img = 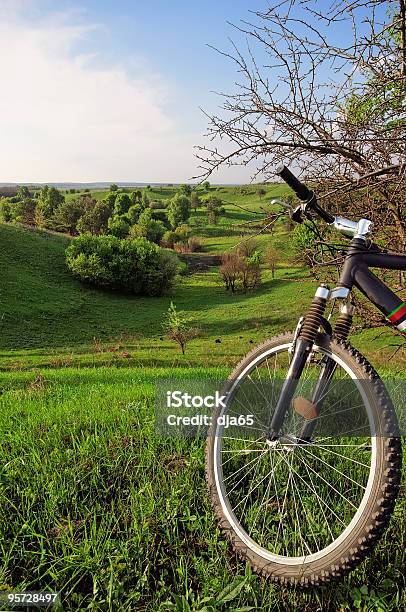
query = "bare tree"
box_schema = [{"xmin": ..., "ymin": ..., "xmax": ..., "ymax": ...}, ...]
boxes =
[{"xmin": 196, "ymin": 0, "xmax": 406, "ymax": 253}]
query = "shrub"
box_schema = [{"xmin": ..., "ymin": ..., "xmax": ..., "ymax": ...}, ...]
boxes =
[
  {"xmin": 77, "ymin": 201, "xmax": 111, "ymax": 235},
  {"xmin": 178, "ymin": 184, "xmax": 192, "ymax": 197},
  {"xmin": 0, "ymin": 199, "xmax": 12, "ymax": 222},
  {"xmin": 35, "ymin": 186, "xmax": 65, "ymax": 227},
  {"xmin": 126, "ymin": 204, "xmax": 141, "ymax": 224},
  {"xmin": 107, "ymin": 215, "xmax": 131, "ymax": 238},
  {"xmin": 10, "ymin": 198, "xmax": 37, "ymax": 225},
  {"xmin": 160, "ymin": 224, "xmax": 192, "ymax": 249},
  {"xmin": 163, "ymin": 302, "xmax": 200, "ymax": 354},
  {"xmin": 265, "ymin": 245, "xmax": 279, "ymax": 278},
  {"xmin": 150, "ymin": 209, "xmax": 169, "ymax": 228},
  {"xmin": 237, "ymin": 238, "xmax": 259, "ymax": 259},
  {"xmin": 17, "ymin": 185, "xmax": 31, "ymax": 199},
  {"xmin": 191, "ymin": 191, "xmax": 200, "ymax": 211},
  {"xmin": 142, "ymin": 191, "xmax": 150, "ymax": 209},
  {"xmin": 131, "ymin": 190, "xmax": 142, "ymax": 204},
  {"xmin": 167, "ymin": 194, "xmax": 191, "ymax": 229},
  {"xmin": 103, "ymin": 192, "xmax": 118, "ymax": 210},
  {"xmin": 220, "ymin": 249, "xmax": 262, "ymax": 292},
  {"xmin": 53, "ymin": 198, "xmax": 88, "ymax": 234},
  {"xmin": 161, "ymin": 230, "xmax": 179, "ymax": 248},
  {"xmin": 174, "ymin": 236, "xmax": 202, "ymax": 254},
  {"xmin": 187, "ymin": 236, "xmax": 202, "ymax": 252},
  {"xmin": 129, "ymin": 209, "xmax": 166, "ymax": 243},
  {"xmin": 114, "ymin": 193, "xmax": 132, "ymax": 215},
  {"xmin": 220, "ymin": 253, "xmax": 243, "ymax": 293},
  {"xmin": 204, "ymin": 196, "xmax": 225, "ymax": 224},
  {"xmin": 66, "ymin": 234, "xmax": 179, "ymax": 296},
  {"xmin": 240, "ymin": 251, "xmax": 262, "ymax": 291}
]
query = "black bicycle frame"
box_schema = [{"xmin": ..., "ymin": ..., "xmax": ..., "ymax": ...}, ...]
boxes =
[
  {"xmin": 338, "ymin": 238, "xmax": 406, "ymax": 321},
  {"xmin": 268, "ymin": 237, "xmax": 406, "ymax": 441}
]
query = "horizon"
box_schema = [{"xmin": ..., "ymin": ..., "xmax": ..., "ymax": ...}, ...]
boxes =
[{"xmin": 0, "ymin": 180, "xmax": 269, "ymax": 188}]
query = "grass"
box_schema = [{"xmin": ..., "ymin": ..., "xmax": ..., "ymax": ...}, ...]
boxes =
[
  {"xmin": 0, "ymin": 183, "xmax": 405, "ymax": 610},
  {"xmin": 0, "ymin": 368, "xmax": 404, "ymax": 611}
]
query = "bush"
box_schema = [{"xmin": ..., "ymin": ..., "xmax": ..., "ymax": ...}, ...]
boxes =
[
  {"xmin": 163, "ymin": 302, "xmax": 200, "ymax": 354},
  {"xmin": 131, "ymin": 190, "xmax": 142, "ymax": 205},
  {"xmin": 0, "ymin": 199, "xmax": 12, "ymax": 222},
  {"xmin": 150, "ymin": 209, "xmax": 169, "ymax": 228},
  {"xmin": 220, "ymin": 253, "xmax": 243, "ymax": 293},
  {"xmin": 240, "ymin": 251, "xmax": 262, "ymax": 291},
  {"xmin": 161, "ymin": 230, "xmax": 179, "ymax": 248},
  {"xmin": 204, "ymin": 196, "xmax": 225, "ymax": 224},
  {"xmin": 191, "ymin": 191, "xmax": 200, "ymax": 210},
  {"xmin": 187, "ymin": 236, "xmax": 202, "ymax": 252},
  {"xmin": 107, "ymin": 215, "xmax": 131, "ymax": 238},
  {"xmin": 127, "ymin": 204, "xmax": 142, "ymax": 224},
  {"xmin": 129, "ymin": 209, "xmax": 166, "ymax": 243},
  {"xmin": 77, "ymin": 201, "xmax": 111, "ymax": 235},
  {"xmin": 167, "ymin": 194, "xmax": 191, "ymax": 229},
  {"xmin": 8, "ymin": 198, "xmax": 37, "ymax": 225},
  {"xmin": 53, "ymin": 198, "xmax": 88, "ymax": 234},
  {"xmin": 178, "ymin": 184, "xmax": 192, "ymax": 197},
  {"xmin": 35, "ymin": 186, "xmax": 65, "ymax": 227},
  {"xmin": 66, "ymin": 234, "xmax": 179, "ymax": 295},
  {"xmin": 220, "ymin": 249, "xmax": 262, "ymax": 293},
  {"xmin": 160, "ymin": 224, "xmax": 193, "ymax": 249},
  {"xmin": 174, "ymin": 236, "xmax": 202, "ymax": 254},
  {"xmin": 237, "ymin": 238, "xmax": 259, "ymax": 259},
  {"xmin": 265, "ymin": 245, "xmax": 279, "ymax": 278},
  {"xmin": 114, "ymin": 193, "xmax": 132, "ymax": 215},
  {"xmin": 103, "ymin": 192, "xmax": 118, "ymax": 211}
]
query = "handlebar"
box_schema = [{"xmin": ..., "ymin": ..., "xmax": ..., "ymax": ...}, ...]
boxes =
[
  {"xmin": 274, "ymin": 163, "xmax": 312, "ymax": 201},
  {"xmin": 274, "ymin": 163, "xmax": 335, "ymax": 224}
]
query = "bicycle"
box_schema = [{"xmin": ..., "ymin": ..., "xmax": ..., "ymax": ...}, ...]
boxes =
[{"xmin": 205, "ymin": 164, "xmax": 405, "ymax": 585}]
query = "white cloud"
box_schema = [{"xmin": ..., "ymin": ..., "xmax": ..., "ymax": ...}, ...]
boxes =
[{"xmin": 0, "ymin": 5, "xmax": 200, "ymax": 182}]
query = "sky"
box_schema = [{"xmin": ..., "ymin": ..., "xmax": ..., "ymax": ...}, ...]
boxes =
[{"xmin": 0, "ymin": 0, "xmax": 387, "ymax": 184}]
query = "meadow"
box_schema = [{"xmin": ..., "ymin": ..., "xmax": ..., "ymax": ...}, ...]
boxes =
[{"xmin": 0, "ymin": 183, "xmax": 404, "ymax": 611}]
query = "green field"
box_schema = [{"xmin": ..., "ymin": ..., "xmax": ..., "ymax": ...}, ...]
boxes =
[{"xmin": 0, "ymin": 184, "xmax": 405, "ymax": 610}]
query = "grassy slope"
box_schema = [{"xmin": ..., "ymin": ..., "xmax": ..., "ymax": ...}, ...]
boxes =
[{"xmin": 0, "ymin": 186, "xmax": 405, "ymax": 610}]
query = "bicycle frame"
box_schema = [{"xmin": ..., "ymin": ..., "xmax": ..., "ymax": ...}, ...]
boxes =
[
  {"xmin": 338, "ymin": 240, "xmax": 406, "ymax": 331},
  {"xmin": 268, "ymin": 237, "xmax": 406, "ymax": 442}
]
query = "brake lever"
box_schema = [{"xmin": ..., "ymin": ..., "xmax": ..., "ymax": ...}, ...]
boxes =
[{"xmin": 291, "ymin": 204, "xmax": 304, "ymax": 223}]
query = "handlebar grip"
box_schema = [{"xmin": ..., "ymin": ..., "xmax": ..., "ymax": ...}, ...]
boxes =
[
  {"xmin": 274, "ymin": 163, "xmax": 311, "ymax": 201},
  {"xmin": 275, "ymin": 163, "xmax": 335, "ymax": 223},
  {"xmin": 312, "ymin": 201, "xmax": 335, "ymax": 224}
]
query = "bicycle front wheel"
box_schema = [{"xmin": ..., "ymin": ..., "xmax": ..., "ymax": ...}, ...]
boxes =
[{"xmin": 205, "ymin": 332, "xmax": 402, "ymax": 585}]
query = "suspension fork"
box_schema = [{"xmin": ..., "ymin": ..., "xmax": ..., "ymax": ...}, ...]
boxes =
[
  {"xmin": 268, "ymin": 285, "xmax": 330, "ymax": 439},
  {"xmin": 297, "ymin": 301, "xmax": 356, "ymax": 441},
  {"xmin": 268, "ymin": 288, "xmax": 355, "ymax": 441}
]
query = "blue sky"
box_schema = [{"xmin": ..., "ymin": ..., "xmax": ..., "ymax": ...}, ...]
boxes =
[{"xmin": 0, "ymin": 1, "xmax": 389, "ymax": 183}]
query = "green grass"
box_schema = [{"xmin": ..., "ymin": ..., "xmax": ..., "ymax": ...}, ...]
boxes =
[
  {"xmin": 0, "ymin": 367, "xmax": 404, "ymax": 610},
  {"xmin": 0, "ymin": 183, "xmax": 405, "ymax": 611}
]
